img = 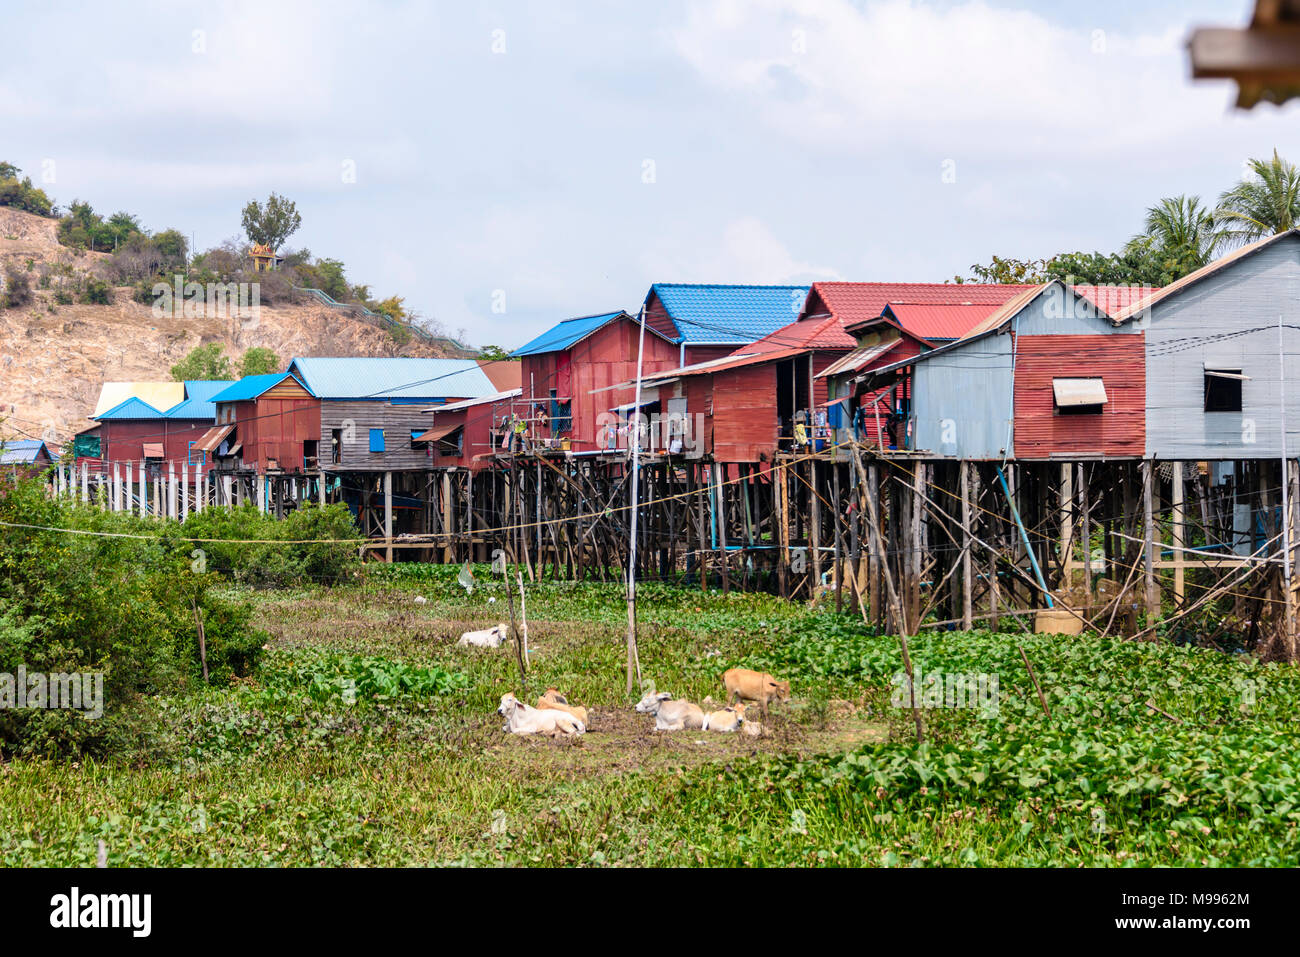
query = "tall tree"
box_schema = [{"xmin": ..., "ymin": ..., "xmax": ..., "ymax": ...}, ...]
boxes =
[
  {"xmin": 1215, "ymin": 149, "xmax": 1300, "ymax": 247},
  {"xmin": 170, "ymin": 343, "xmax": 233, "ymax": 382},
  {"xmin": 1125, "ymin": 195, "xmax": 1221, "ymax": 270},
  {"xmin": 240, "ymin": 192, "xmax": 302, "ymax": 252},
  {"xmin": 239, "ymin": 347, "xmax": 281, "ymax": 377}
]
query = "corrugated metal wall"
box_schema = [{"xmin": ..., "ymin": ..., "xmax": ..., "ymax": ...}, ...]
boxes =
[
  {"xmin": 321, "ymin": 399, "xmax": 445, "ymax": 471},
  {"xmin": 1144, "ymin": 235, "xmax": 1300, "ymax": 459},
  {"xmin": 712, "ymin": 363, "xmax": 778, "ymax": 462},
  {"xmin": 1014, "ymin": 334, "xmax": 1145, "ymax": 458},
  {"xmin": 912, "ymin": 331, "xmax": 1015, "ymax": 459}
]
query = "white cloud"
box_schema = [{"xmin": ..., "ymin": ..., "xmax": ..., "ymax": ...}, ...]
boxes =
[
  {"xmin": 673, "ymin": 0, "xmax": 1224, "ymax": 158},
  {"xmin": 640, "ymin": 216, "xmax": 841, "ymax": 284}
]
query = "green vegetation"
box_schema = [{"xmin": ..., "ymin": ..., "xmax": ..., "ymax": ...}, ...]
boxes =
[
  {"xmin": 241, "ymin": 191, "xmax": 301, "ymax": 252},
  {"xmin": 169, "ymin": 344, "xmax": 285, "ymax": 382},
  {"xmin": 0, "ymin": 554, "xmax": 1292, "ymax": 866},
  {"xmin": 239, "ymin": 346, "xmax": 281, "ymax": 377},
  {"xmin": 959, "ymin": 149, "xmax": 1300, "ymax": 287},
  {"xmin": 0, "ymin": 162, "xmax": 55, "ymax": 217},
  {"xmin": 1, "ymin": 264, "xmax": 33, "ymax": 308},
  {"xmin": 0, "ymin": 480, "xmax": 264, "ymax": 758},
  {"xmin": 170, "ymin": 343, "xmax": 233, "ymax": 381}
]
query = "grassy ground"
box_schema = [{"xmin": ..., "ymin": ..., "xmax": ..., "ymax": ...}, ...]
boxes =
[{"xmin": 1, "ymin": 566, "xmax": 1296, "ymax": 867}]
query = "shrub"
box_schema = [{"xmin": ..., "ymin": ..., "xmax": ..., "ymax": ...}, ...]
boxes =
[
  {"xmin": 0, "ymin": 480, "xmax": 266, "ymax": 757},
  {"xmin": 78, "ymin": 277, "xmax": 114, "ymax": 305},
  {"xmin": 1, "ymin": 265, "xmax": 33, "ymax": 308},
  {"xmin": 181, "ymin": 503, "xmax": 362, "ymax": 588}
]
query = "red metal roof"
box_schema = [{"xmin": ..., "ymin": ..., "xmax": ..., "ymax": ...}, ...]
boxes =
[
  {"xmin": 1072, "ymin": 284, "xmax": 1161, "ymax": 316},
  {"xmin": 809, "ymin": 282, "xmax": 1039, "ymax": 334},
  {"xmin": 743, "ymin": 313, "xmax": 856, "ymax": 353},
  {"xmin": 882, "ymin": 302, "xmax": 1007, "ymax": 341}
]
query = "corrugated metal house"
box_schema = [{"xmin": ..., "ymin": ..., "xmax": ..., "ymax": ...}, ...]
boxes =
[
  {"xmin": 286, "ymin": 357, "xmax": 497, "ymax": 471},
  {"xmin": 813, "ymin": 283, "xmax": 1038, "ymax": 449},
  {"xmin": 1111, "ymin": 229, "xmax": 1300, "ymax": 460},
  {"xmin": 416, "ymin": 388, "xmax": 523, "ymax": 470},
  {"xmin": 605, "ymin": 306, "xmax": 862, "ymax": 462},
  {"xmin": 89, "ymin": 381, "xmax": 230, "ymax": 472},
  {"xmin": 0, "ymin": 439, "xmax": 53, "ymax": 477},
  {"xmin": 511, "ymin": 312, "xmax": 680, "ymax": 452},
  {"xmin": 206, "ymin": 373, "xmax": 320, "ymax": 472},
  {"xmin": 856, "ymin": 282, "xmax": 1153, "ymax": 459},
  {"xmin": 641, "ymin": 284, "xmax": 811, "ymax": 365}
]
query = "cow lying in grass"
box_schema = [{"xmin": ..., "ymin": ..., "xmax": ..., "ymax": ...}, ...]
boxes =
[
  {"xmin": 537, "ymin": 688, "xmax": 588, "ymax": 725},
  {"xmin": 497, "ymin": 693, "xmax": 585, "ymax": 736},
  {"xmin": 459, "ymin": 623, "xmax": 509, "ymax": 648},
  {"xmin": 634, "ymin": 690, "xmax": 705, "ymax": 731},
  {"xmin": 702, "ymin": 702, "xmax": 745, "ymax": 732}
]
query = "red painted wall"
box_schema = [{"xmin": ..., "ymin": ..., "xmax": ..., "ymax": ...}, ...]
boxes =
[
  {"xmin": 1013, "ymin": 333, "xmax": 1145, "ymax": 459},
  {"xmin": 220, "ymin": 385, "xmax": 321, "ymax": 472},
  {"xmin": 521, "ymin": 317, "xmax": 679, "ymax": 451},
  {"xmin": 97, "ymin": 419, "xmax": 221, "ymax": 472},
  {"xmin": 712, "ymin": 363, "xmax": 779, "ymax": 462}
]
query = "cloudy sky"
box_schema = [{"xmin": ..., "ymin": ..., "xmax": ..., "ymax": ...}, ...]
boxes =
[{"xmin": 2, "ymin": 0, "xmax": 1291, "ymax": 349}]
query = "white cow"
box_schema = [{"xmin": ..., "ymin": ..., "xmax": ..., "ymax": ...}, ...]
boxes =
[
  {"xmin": 634, "ymin": 690, "xmax": 706, "ymax": 731},
  {"xmin": 497, "ymin": 693, "xmax": 585, "ymax": 736},
  {"xmin": 702, "ymin": 702, "xmax": 746, "ymax": 732},
  {"xmin": 459, "ymin": 622, "xmax": 509, "ymax": 648}
]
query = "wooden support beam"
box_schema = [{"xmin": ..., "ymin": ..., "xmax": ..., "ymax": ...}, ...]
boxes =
[
  {"xmin": 961, "ymin": 460, "xmax": 973, "ymax": 630},
  {"xmin": 1142, "ymin": 460, "xmax": 1158, "ymax": 620}
]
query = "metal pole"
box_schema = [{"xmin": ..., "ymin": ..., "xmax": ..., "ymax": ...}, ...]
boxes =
[{"xmin": 625, "ymin": 306, "xmax": 648, "ymax": 693}]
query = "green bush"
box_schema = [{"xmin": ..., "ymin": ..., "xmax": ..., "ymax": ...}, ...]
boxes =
[
  {"xmin": 0, "ymin": 480, "xmax": 266, "ymax": 757},
  {"xmin": 181, "ymin": 502, "xmax": 362, "ymax": 588},
  {"xmin": 1, "ymin": 265, "xmax": 32, "ymax": 308},
  {"xmin": 78, "ymin": 277, "xmax": 114, "ymax": 305}
]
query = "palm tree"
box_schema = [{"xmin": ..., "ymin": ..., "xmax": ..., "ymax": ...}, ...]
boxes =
[
  {"xmin": 1215, "ymin": 149, "xmax": 1300, "ymax": 247},
  {"xmin": 1125, "ymin": 195, "xmax": 1221, "ymax": 270}
]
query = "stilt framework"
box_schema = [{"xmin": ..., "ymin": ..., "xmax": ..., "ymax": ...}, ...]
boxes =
[{"xmin": 44, "ymin": 447, "xmax": 1300, "ymax": 658}]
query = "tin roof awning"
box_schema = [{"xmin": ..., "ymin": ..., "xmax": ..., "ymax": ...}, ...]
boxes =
[
  {"xmin": 1053, "ymin": 378, "xmax": 1108, "ymax": 407},
  {"xmin": 817, "ymin": 338, "xmax": 902, "ymax": 379},
  {"xmin": 414, "ymin": 423, "xmax": 463, "ymax": 444},
  {"xmin": 192, "ymin": 424, "xmax": 234, "ymax": 453},
  {"xmin": 142, "ymin": 443, "xmax": 165, "ymax": 458}
]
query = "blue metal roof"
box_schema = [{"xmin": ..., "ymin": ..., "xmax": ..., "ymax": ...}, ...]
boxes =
[
  {"xmin": 160, "ymin": 380, "xmax": 231, "ymax": 420},
  {"xmin": 209, "ymin": 373, "xmax": 307, "ymax": 403},
  {"xmin": 647, "ymin": 284, "xmax": 810, "ymax": 345},
  {"xmin": 95, "ymin": 396, "xmax": 169, "ymax": 420},
  {"xmin": 510, "ymin": 311, "xmax": 628, "ymax": 357},
  {"xmin": 287, "ymin": 357, "xmax": 495, "ymax": 400},
  {"xmin": 0, "ymin": 439, "xmax": 51, "ymax": 465}
]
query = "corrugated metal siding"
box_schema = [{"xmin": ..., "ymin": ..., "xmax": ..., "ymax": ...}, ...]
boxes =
[
  {"xmin": 912, "ymin": 332, "xmax": 1015, "ymax": 458},
  {"xmin": 100, "ymin": 419, "xmax": 222, "ymax": 470},
  {"xmin": 712, "ymin": 364, "xmax": 778, "ymax": 462},
  {"xmin": 559, "ymin": 318, "xmax": 678, "ymax": 451},
  {"xmin": 1013, "ymin": 286, "xmax": 1141, "ymax": 335},
  {"xmin": 1144, "ymin": 235, "xmax": 1300, "ymax": 458},
  {"xmin": 321, "ymin": 399, "xmax": 458, "ymax": 470},
  {"xmin": 1014, "ymin": 334, "xmax": 1145, "ymax": 459}
]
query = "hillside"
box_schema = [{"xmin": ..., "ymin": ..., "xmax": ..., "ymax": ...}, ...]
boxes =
[{"xmin": 0, "ymin": 207, "xmax": 460, "ymax": 444}]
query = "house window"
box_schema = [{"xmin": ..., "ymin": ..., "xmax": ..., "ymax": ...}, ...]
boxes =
[
  {"xmin": 369, "ymin": 428, "xmax": 385, "ymax": 452},
  {"xmin": 330, "ymin": 429, "xmax": 342, "ymax": 464},
  {"xmin": 1204, "ymin": 369, "xmax": 1244, "ymax": 412},
  {"xmin": 1053, "ymin": 378, "xmax": 1107, "ymax": 416},
  {"xmin": 550, "ymin": 389, "xmax": 571, "ymax": 434}
]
